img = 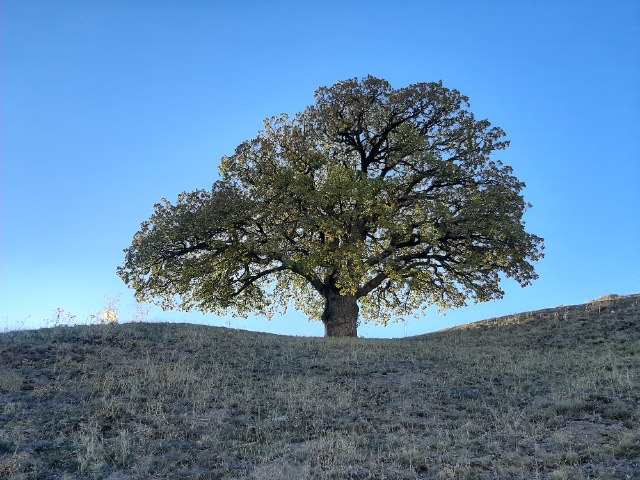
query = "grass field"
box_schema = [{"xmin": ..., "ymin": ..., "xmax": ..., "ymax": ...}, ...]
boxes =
[{"xmin": 1, "ymin": 294, "xmax": 638, "ymax": 479}]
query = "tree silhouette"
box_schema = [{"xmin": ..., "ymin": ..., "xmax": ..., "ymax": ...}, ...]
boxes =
[{"xmin": 118, "ymin": 76, "xmax": 544, "ymax": 337}]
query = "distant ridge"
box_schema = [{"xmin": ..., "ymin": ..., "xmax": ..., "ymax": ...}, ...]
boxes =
[{"xmin": 435, "ymin": 292, "xmax": 640, "ymax": 334}]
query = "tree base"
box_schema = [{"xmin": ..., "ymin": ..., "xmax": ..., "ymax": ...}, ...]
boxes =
[{"xmin": 322, "ymin": 291, "xmax": 359, "ymax": 337}]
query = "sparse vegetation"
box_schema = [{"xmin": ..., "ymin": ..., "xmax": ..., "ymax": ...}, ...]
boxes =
[{"xmin": 1, "ymin": 294, "xmax": 638, "ymax": 479}]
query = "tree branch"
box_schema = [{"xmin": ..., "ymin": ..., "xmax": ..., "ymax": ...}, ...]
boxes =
[
  {"xmin": 230, "ymin": 265, "xmax": 289, "ymax": 297},
  {"xmin": 356, "ymin": 272, "xmax": 388, "ymax": 298}
]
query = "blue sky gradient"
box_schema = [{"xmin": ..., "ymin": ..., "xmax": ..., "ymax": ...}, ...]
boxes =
[{"xmin": 2, "ymin": 0, "xmax": 639, "ymax": 336}]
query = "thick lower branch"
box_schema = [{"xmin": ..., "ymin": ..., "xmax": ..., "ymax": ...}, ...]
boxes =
[{"xmin": 356, "ymin": 272, "xmax": 388, "ymax": 298}]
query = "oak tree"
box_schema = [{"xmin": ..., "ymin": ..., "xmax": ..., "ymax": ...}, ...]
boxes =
[{"xmin": 118, "ymin": 76, "xmax": 544, "ymax": 337}]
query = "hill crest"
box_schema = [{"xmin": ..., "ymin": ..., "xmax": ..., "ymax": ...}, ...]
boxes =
[{"xmin": 438, "ymin": 292, "xmax": 640, "ymax": 333}]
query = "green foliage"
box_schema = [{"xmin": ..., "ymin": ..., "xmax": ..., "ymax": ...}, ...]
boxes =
[{"xmin": 118, "ymin": 76, "xmax": 544, "ymax": 328}]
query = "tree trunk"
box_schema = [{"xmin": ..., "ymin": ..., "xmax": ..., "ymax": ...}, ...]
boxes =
[{"xmin": 322, "ymin": 289, "xmax": 359, "ymax": 337}]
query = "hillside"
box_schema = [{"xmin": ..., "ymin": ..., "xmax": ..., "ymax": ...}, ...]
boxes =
[{"xmin": 1, "ymin": 294, "xmax": 638, "ymax": 479}]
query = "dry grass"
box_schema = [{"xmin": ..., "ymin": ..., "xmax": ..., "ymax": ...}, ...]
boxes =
[{"xmin": 1, "ymin": 294, "xmax": 638, "ymax": 479}]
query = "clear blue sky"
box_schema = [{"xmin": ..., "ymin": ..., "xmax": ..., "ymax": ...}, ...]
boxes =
[{"xmin": 2, "ymin": 0, "xmax": 639, "ymax": 337}]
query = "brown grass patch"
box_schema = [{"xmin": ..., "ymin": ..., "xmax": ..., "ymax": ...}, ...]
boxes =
[{"xmin": 1, "ymin": 294, "xmax": 639, "ymax": 478}]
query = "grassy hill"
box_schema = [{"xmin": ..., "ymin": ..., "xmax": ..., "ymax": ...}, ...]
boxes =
[{"xmin": 1, "ymin": 294, "xmax": 638, "ymax": 479}]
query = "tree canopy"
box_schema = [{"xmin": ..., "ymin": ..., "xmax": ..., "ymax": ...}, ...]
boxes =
[{"xmin": 118, "ymin": 76, "xmax": 544, "ymax": 337}]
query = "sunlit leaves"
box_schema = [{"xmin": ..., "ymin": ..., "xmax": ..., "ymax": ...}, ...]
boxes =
[{"xmin": 119, "ymin": 76, "xmax": 543, "ymax": 328}]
